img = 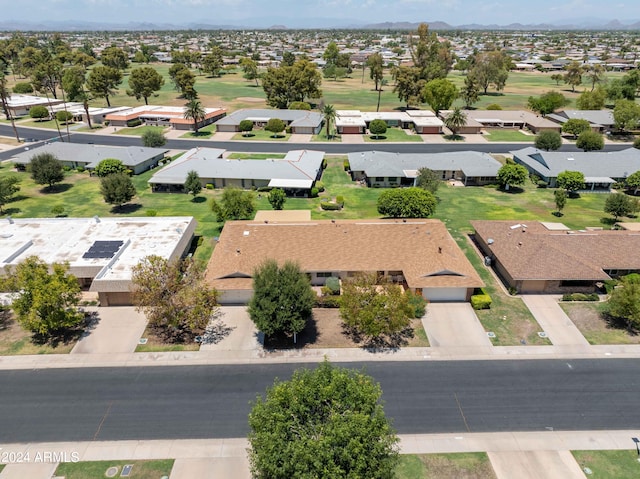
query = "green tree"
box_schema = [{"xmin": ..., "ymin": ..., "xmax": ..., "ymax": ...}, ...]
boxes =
[
  {"xmin": 606, "ymin": 78, "xmax": 636, "ymax": 102},
  {"xmin": 468, "ymin": 49, "xmax": 512, "ymax": 94},
  {"xmin": 527, "ymin": 91, "xmax": 570, "ymax": 116},
  {"xmin": 460, "ymin": 76, "xmax": 480, "ymax": 108},
  {"xmin": 554, "ymin": 189, "xmax": 567, "ymax": 214},
  {"xmin": 0, "ymin": 175, "xmax": 20, "ymax": 214},
  {"xmin": 496, "ymin": 163, "xmax": 528, "ymax": 191},
  {"xmin": 55, "ymin": 110, "xmax": 73, "ymax": 124},
  {"xmin": 340, "ymin": 272, "xmax": 413, "ymax": 341},
  {"xmin": 576, "ymin": 88, "xmax": 606, "ymax": 110},
  {"xmin": 265, "ymin": 117, "xmax": 285, "ymax": 137},
  {"xmin": 248, "ymin": 359, "xmax": 399, "ymax": 479},
  {"xmin": 626, "ymin": 170, "xmax": 640, "ymax": 195},
  {"xmin": 100, "ymin": 172, "xmax": 136, "ymax": 208},
  {"xmin": 141, "ymin": 129, "xmax": 166, "ymax": 147},
  {"xmin": 443, "ymin": 107, "xmax": 467, "ymax": 137},
  {"xmin": 13, "ymin": 82, "xmax": 33, "ymax": 93},
  {"xmin": 248, "ymin": 259, "xmax": 315, "ymax": 341},
  {"xmin": 239, "ymin": 119, "xmax": 254, "ymax": 137},
  {"xmin": 30, "ymin": 152, "xmax": 64, "ymax": 188},
  {"xmin": 604, "ymin": 193, "xmax": 635, "ymax": 220},
  {"xmin": 184, "ymin": 170, "xmax": 202, "ymax": 197},
  {"xmin": 29, "ymin": 105, "xmax": 49, "ymax": 120},
  {"xmin": 562, "ymin": 118, "xmax": 591, "ymax": 139},
  {"xmin": 422, "ymin": 78, "xmax": 458, "ymax": 116},
  {"xmin": 367, "ymin": 52, "xmax": 384, "ymax": 91},
  {"xmin": 535, "ymin": 130, "xmax": 563, "ymax": 151},
  {"xmin": 169, "ymin": 63, "xmax": 196, "ymax": 98},
  {"xmin": 100, "ymin": 46, "xmax": 129, "ymax": 71},
  {"xmin": 127, "ymin": 66, "xmax": 165, "ymax": 105},
  {"xmin": 563, "ymin": 61, "xmax": 584, "ymax": 92},
  {"xmin": 203, "ymin": 47, "xmax": 224, "ymax": 77},
  {"xmin": 393, "ymin": 66, "xmax": 425, "ymax": 108},
  {"xmin": 606, "ymin": 275, "xmax": 640, "ymax": 330},
  {"xmin": 183, "ymin": 99, "xmax": 205, "ymax": 133},
  {"xmin": 377, "ymin": 187, "xmax": 437, "ymax": 218},
  {"xmin": 322, "ymin": 103, "xmax": 336, "ymax": 139},
  {"xmin": 576, "ymin": 130, "xmax": 604, "ymax": 151},
  {"xmin": 131, "ymin": 255, "xmax": 218, "ymax": 342},
  {"xmin": 613, "ymin": 99, "xmax": 640, "ymax": 131},
  {"xmin": 288, "ymin": 101, "xmax": 311, "ymax": 110},
  {"xmin": 268, "ymin": 188, "xmax": 286, "ymax": 210},
  {"xmin": 585, "ymin": 64, "xmax": 605, "ymax": 91},
  {"xmin": 239, "ymin": 57, "xmax": 259, "ymax": 86},
  {"xmin": 86, "ymin": 65, "xmax": 122, "ymax": 107},
  {"xmin": 415, "ymin": 167, "xmax": 440, "ymax": 193},
  {"xmin": 262, "ymin": 59, "xmax": 322, "ymax": 108},
  {"xmin": 556, "ymin": 170, "xmax": 585, "ymax": 192},
  {"xmin": 550, "ymin": 73, "xmax": 564, "ymax": 85},
  {"xmin": 369, "ymin": 118, "xmax": 388, "ymax": 139},
  {"xmin": 6, "ymin": 256, "xmax": 83, "ymax": 337},
  {"xmin": 94, "ymin": 158, "xmax": 128, "ymax": 177},
  {"xmin": 210, "ymin": 186, "xmax": 255, "ymax": 221},
  {"xmin": 408, "ymin": 23, "xmax": 453, "ymax": 81}
]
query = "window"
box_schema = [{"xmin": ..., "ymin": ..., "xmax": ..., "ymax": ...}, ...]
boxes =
[
  {"xmin": 560, "ymin": 280, "xmax": 593, "ymax": 288},
  {"xmin": 316, "ymin": 272, "xmax": 333, "ymax": 278},
  {"xmin": 375, "ymin": 177, "xmax": 384, "ymax": 182},
  {"xmin": 388, "ymin": 177, "xmax": 398, "ymax": 182}
]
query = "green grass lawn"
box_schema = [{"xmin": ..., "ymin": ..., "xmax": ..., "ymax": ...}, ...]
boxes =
[
  {"xmin": 227, "ymin": 153, "xmax": 286, "ymax": 160},
  {"xmin": 55, "ymin": 459, "xmax": 174, "ymax": 479},
  {"xmin": 484, "ymin": 129, "xmax": 535, "ymax": 142},
  {"xmin": 231, "ymin": 129, "xmax": 291, "ymax": 141},
  {"xmin": 364, "ymin": 127, "xmax": 423, "ymax": 142},
  {"xmin": 312, "ymin": 132, "xmax": 343, "ymax": 142},
  {"xmin": 74, "ymin": 125, "xmax": 105, "ymax": 132},
  {"xmin": 18, "ymin": 118, "xmax": 77, "ymax": 131},
  {"xmin": 572, "ymin": 450, "xmax": 640, "ymax": 479},
  {"xmin": 180, "ymin": 122, "xmax": 216, "ymax": 138},
  {"xmin": 396, "ymin": 453, "xmax": 496, "ymax": 479},
  {"xmin": 115, "ymin": 125, "xmax": 168, "ymax": 137}
]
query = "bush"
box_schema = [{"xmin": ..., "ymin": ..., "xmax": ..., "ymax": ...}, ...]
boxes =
[
  {"xmin": 56, "ymin": 110, "xmax": 73, "ymax": 123},
  {"xmin": 335, "ymin": 195, "xmax": 345, "ymax": 206},
  {"xmin": 634, "ymin": 137, "xmax": 640, "ymax": 149},
  {"xmin": 471, "ymin": 294, "xmax": 492, "ymax": 310},
  {"xmin": 62, "ymin": 165, "xmax": 71, "ymax": 172},
  {"xmin": 486, "ymin": 103, "xmax": 503, "ymax": 110},
  {"xmin": 315, "ymin": 180, "xmax": 325, "ymax": 192},
  {"xmin": 343, "ymin": 159, "xmax": 350, "ymax": 171},
  {"xmin": 51, "ymin": 205, "xmax": 65, "ymax": 217},
  {"xmin": 310, "ymin": 187, "xmax": 319, "ymax": 198},
  {"xmin": 562, "ymin": 293, "xmax": 599, "ymax": 301},
  {"xmin": 324, "ymin": 276, "xmax": 341, "ymax": 295},
  {"xmin": 29, "ymin": 105, "xmax": 49, "ymax": 120},
  {"xmin": 104, "ymin": 120, "xmax": 110, "ymax": 126},
  {"xmin": 142, "ymin": 129, "xmax": 167, "ymax": 147},
  {"xmin": 146, "ymin": 209, "xmax": 157, "ymax": 216},
  {"xmin": 126, "ymin": 118, "xmax": 142, "ymax": 127},
  {"xmin": 604, "ymin": 280, "xmax": 618, "ymax": 294},
  {"xmin": 537, "ymin": 180, "xmax": 548, "ymax": 188},
  {"xmin": 322, "ymin": 158, "xmax": 328, "ymax": 170},
  {"xmin": 205, "ymin": 183, "xmax": 214, "ymax": 189},
  {"xmin": 314, "ymin": 295, "xmax": 341, "ymax": 308},
  {"xmin": 320, "ymin": 201, "xmax": 342, "ymax": 210},
  {"xmin": 13, "ymin": 82, "xmax": 33, "ymax": 94},
  {"xmin": 407, "ymin": 292, "xmax": 427, "ymax": 318},
  {"xmin": 76, "ymin": 166, "xmax": 85, "ymax": 173}
]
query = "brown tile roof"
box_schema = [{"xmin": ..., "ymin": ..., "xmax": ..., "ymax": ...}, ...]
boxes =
[
  {"xmin": 471, "ymin": 220, "xmax": 640, "ymax": 281},
  {"xmin": 206, "ymin": 219, "xmax": 484, "ymax": 291}
]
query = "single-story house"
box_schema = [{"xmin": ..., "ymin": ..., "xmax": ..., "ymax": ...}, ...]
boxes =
[
  {"xmin": 0, "ymin": 216, "xmax": 196, "ymax": 306},
  {"xmin": 439, "ymin": 110, "xmax": 561, "ymax": 134},
  {"xmin": 512, "ymin": 146, "xmax": 640, "ymax": 190},
  {"xmin": 348, "ymin": 151, "xmax": 502, "ymax": 187},
  {"xmin": 335, "ymin": 110, "xmax": 444, "ymax": 134},
  {"xmin": 546, "ymin": 110, "xmax": 615, "ymax": 133},
  {"xmin": 472, "ymin": 220, "xmax": 640, "ymax": 294},
  {"xmin": 11, "ymin": 142, "xmax": 168, "ymax": 175},
  {"xmin": 214, "ymin": 109, "xmax": 323, "ymax": 135},
  {"xmin": 206, "ymin": 219, "xmax": 484, "ymax": 304},
  {"xmin": 104, "ymin": 105, "xmax": 227, "ymax": 130},
  {"xmin": 148, "ymin": 148, "xmax": 324, "ymax": 196},
  {"xmin": 4, "ymin": 94, "xmax": 64, "ymax": 118}
]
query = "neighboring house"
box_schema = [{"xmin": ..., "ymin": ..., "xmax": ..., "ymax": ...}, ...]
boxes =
[
  {"xmin": 148, "ymin": 148, "xmax": 324, "ymax": 195},
  {"xmin": 335, "ymin": 110, "xmax": 444, "ymax": 134},
  {"xmin": 4, "ymin": 94, "xmax": 64, "ymax": 118},
  {"xmin": 472, "ymin": 220, "xmax": 640, "ymax": 294},
  {"xmin": 348, "ymin": 150, "xmax": 502, "ymax": 187},
  {"xmin": 11, "ymin": 142, "xmax": 168, "ymax": 175},
  {"xmin": 205, "ymin": 219, "xmax": 484, "ymax": 304},
  {"xmin": 104, "ymin": 105, "xmax": 227, "ymax": 130},
  {"xmin": 547, "ymin": 110, "xmax": 615, "ymax": 133},
  {"xmin": 214, "ymin": 109, "xmax": 323, "ymax": 135},
  {"xmin": 512, "ymin": 146, "xmax": 640, "ymax": 190},
  {"xmin": 439, "ymin": 110, "xmax": 561, "ymax": 134},
  {"xmin": 0, "ymin": 216, "xmax": 196, "ymax": 306}
]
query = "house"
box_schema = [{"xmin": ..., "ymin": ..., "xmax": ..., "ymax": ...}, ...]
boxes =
[
  {"xmin": 148, "ymin": 148, "xmax": 324, "ymax": 196},
  {"xmin": 0, "ymin": 216, "xmax": 196, "ymax": 306},
  {"xmin": 439, "ymin": 110, "xmax": 561, "ymax": 134},
  {"xmin": 214, "ymin": 109, "xmax": 324, "ymax": 135},
  {"xmin": 348, "ymin": 151, "xmax": 502, "ymax": 187},
  {"xmin": 472, "ymin": 220, "xmax": 640, "ymax": 294},
  {"xmin": 512, "ymin": 147, "xmax": 640, "ymax": 190},
  {"xmin": 546, "ymin": 110, "xmax": 615, "ymax": 133},
  {"xmin": 4, "ymin": 94, "xmax": 64, "ymax": 118},
  {"xmin": 104, "ymin": 105, "xmax": 227, "ymax": 131},
  {"xmin": 205, "ymin": 219, "xmax": 484, "ymax": 304},
  {"xmin": 335, "ymin": 110, "xmax": 444, "ymax": 134},
  {"xmin": 10, "ymin": 143, "xmax": 168, "ymax": 175}
]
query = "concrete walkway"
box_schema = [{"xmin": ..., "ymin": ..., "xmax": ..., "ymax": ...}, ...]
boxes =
[
  {"xmin": 488, "ymin": 450, "xmax": 586, "ymax": 479},
  {"xmin": 521, "ymin": 296, "xmax": 591, "ymax": 351},
  {"xmin": 71, "ymin": 307, "xmax": 148, "ymax": 355},
  {"xmin": 422, "ymin": 303, "xmax": 493, "ymax": 356}
]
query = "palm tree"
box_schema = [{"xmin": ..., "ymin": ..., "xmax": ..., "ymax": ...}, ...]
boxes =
[
  {"xmin": 322, "ymin": 104, "xmax": 336, "ymax": 140},
  {"xmin": 376, "ymin": 79, "xmax": 388, "ymax": 112},
  {"xmin": 443, "ymin": 107, "xmax": 467, "ymax": 138},
  {"xmin": 183, "ymin": 99, "xmax": 205, "ymax": 134},
  {"xmin": 0, "ymin": 58, "xmax": 20, "ymax": 142}
]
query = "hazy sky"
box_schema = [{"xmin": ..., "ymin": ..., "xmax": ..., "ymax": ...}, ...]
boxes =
[{"xmin": 4, "ymin": 0, "xmax": 638, "ymax": 26}]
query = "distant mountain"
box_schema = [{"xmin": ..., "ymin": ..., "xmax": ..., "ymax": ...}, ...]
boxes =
[{"xmin": 361, "ymin": 20, "xmax": 640, "ymax": 31}]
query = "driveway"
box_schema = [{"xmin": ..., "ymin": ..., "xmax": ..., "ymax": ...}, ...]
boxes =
[
  {"xmin": 521, "ymin": 295, "xmax": 590, "ymax": 349},
  {"xmin": 488, "ymin": 450, "xmax": 586, "ymax": 479},
  {"xmin": 199, "ymin": 306, "xmax": 262, "ymax": 352},
  {"xmin": 422, "ymin": 303, "xmax": 493, "ymax": 356},
  {"xmin": 71, "ymin": 307, "xmax": 148, "ymax": 354},
  {"xmin": 170, "ymin": 457, "xmax": 250, "ymax": 479}
]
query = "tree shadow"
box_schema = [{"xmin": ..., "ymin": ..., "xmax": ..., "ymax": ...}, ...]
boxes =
[
  {"xmin": 568, "ymin": 192, "xmax": 581, "ymax": 199},
  {"xmin": 369, "ymin": 135, "xmax": 388, "ymax": 140},
  {"xmin": 341, "ymin": 323, "xmax": 415, "ymax": 352},
  {"xmin": 241, "ymin": 133, "xmax": 256, "ymax": 138},
  {"xmin": 444, "ymin": 134, "xmax": 465, "ymax": 141},
  {"xmin": 501, "ymin": 186, "xmax": 525, "ymax": 194},
  {"xmin": 8, "ymin": 194, "xmax": 29, "ymax": 203},
  {"xmin": 602, "ymin": 311, "xmax": 638, "ymax": 335},
  {"xmin": 111, "ymin": 203, "xmax": 143, "ymax": 214},
  {"xmin": 481, "ymin": 92, "xmax": 505, "ymax": 97},
  {"xmin": 551, "ymin": 211, "xmax": 564, "ymax": 217},
  {"xmin": 40, "ymin": 183, "xmax": 72, "ymax": 194},
  {"xmin": 31, "ymin": 310, "xmax": 98, "ymax": 348},
  {"xmin": 263, "ymin": 316, "xmax": 319, "ymax": 350},
  {"xmin": 198, "ymin": 311, "xmax": 235, "ymax": 345},
  {"xmin": 190, "ymin": 131, "xmax": 211, "ymax": 137},
  {"xmin": 191, "ymin": 196, "xmax": 206, "ymax": 203},
  {"xmin": 2, "ymin": 207, "xmax": 21, "ymax": 216},
  {"xmin": 600, "ymin": 216, "xmax": 618, "ymax": 226}
]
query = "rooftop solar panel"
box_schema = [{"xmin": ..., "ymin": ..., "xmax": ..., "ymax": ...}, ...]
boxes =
[{"xmin": 82, "ymin": 240, "xmax": 124, "ymax": 259}]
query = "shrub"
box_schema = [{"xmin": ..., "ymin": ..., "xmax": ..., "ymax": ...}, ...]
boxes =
[
  {"xmin": 471, "ymin": 294, "xmax": 492, "ymax": 310},
  {"xmin": 634, "ymin": 137, "xmax": 640, "ymax": 149},
  {"xmin": 322, "ymin": 158, "xmax": 328, "ymax": 169},
  {"xmin": 486, "ymin": 103, "xmax": 503, "ymax": 110},
  {"xmin": 146, "ymin": 209, "xmax": 157, "ymax": 216},
  {"xmin": 76, "ymin": 166, "xmax": 85, "ymax": 173},
  {"xmin": 324, "ymin": 276, "xmax": 341, "ymax": 295},
  {"xmin": 142, "ymin": 129, "xmax": 167, "ymax": 147},
  {"xmin": 126, "ymin": 118, "xmax": 142, "ymax": 127},
  {"xmin": 51, "ymin": 205, "xmax": 65, "ymax": 217},
  {"xmin": 343, "ymin": 159, "xmax": 350, "ymax": 171},
  {"xmin": 62, "ymin": 165, "xmax": 71, "ymax": 172},
  {"xmin": 604, "ymin": 280, "xmax": 618, "ymax": 294},
  {"xmin": 314, "ymin": 295, "xmax": 341, "ymax": 308},
  {"xmin": 315, "ymin": 180, "xmax": 325, "ymax": 192},
  {"xmin": 320, "ymin": 201, "xmax": 341, "ymax": 210},
  {"xmin": 95, "ymin": 158, "xmax": 127, "ymax": 177},
  {"xmin": 335, "ymin": 195, "xmax": 344, "ymax": 206},
  {"xmin": 310, "ymin": 187, "xmax": 319, "ymax": 198},
  {"xmin": 13, "ymin": 82, "xmax": 34, "ymax": 94},
  {"xmin": 562, "ymin": 293, "xmax": 599, "ymax": 301},
  {"xmin": 205, "ymin": 183, "xmax": 214, "ymax": 189},
  {"xmin": 407, "ymin": 292, "xmax": 427, "ymax": 318},
  {"xmin": 104, "ymin": 120, "xmax": 110, "ymax": 126},
  {"xmin": 29, "ymin": 105, "xmax": 49, "ymax": 120},
  {"xmin": 56, "ymin": 110, "xmax": 73, "ymax": 123},
  {"xmin": 537, "ymin": 180, "xmax": 548, "ymax": 188}
]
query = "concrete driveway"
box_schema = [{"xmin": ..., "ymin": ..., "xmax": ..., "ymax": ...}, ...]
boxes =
[
  {"xmin": 422, "ymin": 303, "xmax": 493, "ymax": 356},
  {"xmin": 488, "ymin": 450, "xmax": 586, "ymax": 479},
  {"xmin": 71, "ymin": 307, "xmax": 148, "ymax": 354},
  {"xmin": 521, "ymin": 295, "xmax": 590, "ymax": 350},
  {"xmin": 199, "ymin": 306, "xmax": 262, "ymax": 352},
  {"xmin": 170, "ymin": 457, "xmax": 250, "ymax": 479}
]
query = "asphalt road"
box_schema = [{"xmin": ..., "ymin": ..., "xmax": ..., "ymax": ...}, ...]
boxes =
[
  {"xmin": 0, "ymin": 124, "xmax": 632, "ymax": 159},
  {"xmin": 1, "ymin": 359, "xmax": 638, "ymax": 443}
]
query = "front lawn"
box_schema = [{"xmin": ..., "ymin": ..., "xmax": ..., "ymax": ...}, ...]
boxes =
[
  {"xmin": 572, "ymin": 450, "xmax": 640, "ymax": 479},
  {"xmin": 396, "ymin": 453, "xmax": 496, "ymax": 479},
  {"xmin": 560, "ymin": 302, "xmax": 640, "ymax": 345},
  {"xmin": 0, "ymin": 315, "xmax": 81, "ymax": 355},
  {"xmin": 312, "ymin": 132, "xmax": 343, "ymax": 142},
  {"xmin": 364, "ymin": 127, "xmax": 423, "ymax": 142},
  {"xmin": 483, "ymin": 129, "xmax": 534, "ymax": 142},
  {"xmin": 180, "ymin": 122, "xmax": 216, "ymax": 138},
  {"xmin": 115, "ymin": 125, "xmax": 168, "ymax": 137},
  {"xmin": 232, "ymin": 129, "xmax": 291, "ymax": 141},
  {"xmin": 55, "ymin": 459, "xmax": 174, "ymax": 479},
  {"xmin": 135, "ymin": 325, "xmax": 201, "ymax": 352}
]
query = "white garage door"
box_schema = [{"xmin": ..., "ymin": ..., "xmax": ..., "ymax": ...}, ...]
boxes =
[
  {"xmin": 424, "ymin": 288, "xmax": 467, "ymax": 302},
  {"xmin": 218, "ymin": 290, "xmax": 253, "ymax": 305}
]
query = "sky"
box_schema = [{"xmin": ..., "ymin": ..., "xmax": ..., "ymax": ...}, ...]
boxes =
[{"xmin": 3, "ymin": 0, "xmax": 639, "ymax": 27}]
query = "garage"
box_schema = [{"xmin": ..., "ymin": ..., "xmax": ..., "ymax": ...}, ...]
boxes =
[
  {"xmin": 218, "ymin": 289, "xmax": 253, "ymax": 305},
  {"xmin": 423, "ymin": 287, "xmax": 468, "ymax": 302}
]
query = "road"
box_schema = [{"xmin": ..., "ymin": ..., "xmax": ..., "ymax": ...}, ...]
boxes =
[
  {"xmin": 1, "ymin": 359, "xmax": 638, "ymax": 443},
  {"xmin": 0, "ymin": 124, "xmax": 632, "ymax": 159}
]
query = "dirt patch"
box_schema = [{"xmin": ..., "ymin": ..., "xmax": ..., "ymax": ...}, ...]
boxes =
[
  {"xmin": 264, "ymin": 308, "xmax": 428, "ymax": 350},
  {"xmin": 236, "ymin": 96, "xmax": 266, "ymax": 103},
  {"xmin": 136, "ymin": 324, "xmax": 201, "ymax": 352},
  {"xmin": 0, "ymin": 311, "xmax": 84, "ymax": 354},
  {"xmin": 562, "ymin": 302, "xmax": 640, "ymax": 344},
  {"xmin": 420, "ymin": 453, "xmax": 497, "ymax": 479}
]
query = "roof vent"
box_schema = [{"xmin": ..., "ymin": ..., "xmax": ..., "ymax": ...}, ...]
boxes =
[
  {"xmin": 93, "ymin": 215, "xmax": 100, "ymax": 223},
  {"xmin": 567, "ymin": 157, "xmax": 575, "ymax": 161},
  {"xmin": 7, "ymin": 216, "xmax": 13, "ymax": 224},
  {"xmin": 243, "ymin": 230, "xmax": 250, "ymax": 236},
  {"xmin": 487, "ymin": 238, "xmax": 494, "ymax": 245}
]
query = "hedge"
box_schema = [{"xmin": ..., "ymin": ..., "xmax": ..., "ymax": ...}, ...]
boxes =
[
  {"xmin": 126, "ymin": 118, "xmax": 142, "ymax": 127},
  {"xmin": 320, "ymin": 202, "xmax": 342, "ymax": 210},
  {"xmin": 343, "ymin": 159, "xmax": 350, "ymax": 171},
  {"xmin": 315, "ymin": 295, "xmax": 341, "ymax": 308},
  {"xmin": 335, "ymin": 195, "xmax": 344, "ymax": 206},
  {"xmin": 561, "ymin": 292, "xmax": 599, "ymax": 301},
  {"xmin": 471, "ymin": 294, "xmax": 492, "ymax": 310}
]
